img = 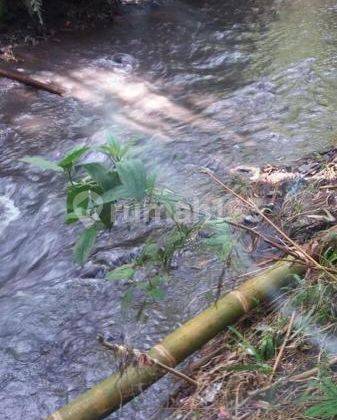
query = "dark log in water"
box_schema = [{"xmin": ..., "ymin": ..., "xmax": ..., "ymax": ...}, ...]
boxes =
[{"xmin": 0, "ymin": 67, "xmax": 63, "ymax": 95}]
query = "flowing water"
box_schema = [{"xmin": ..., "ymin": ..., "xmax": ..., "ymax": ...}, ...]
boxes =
[{"xmin": 1, "ymin": 0, "xmax": 337, "ymax": 418}]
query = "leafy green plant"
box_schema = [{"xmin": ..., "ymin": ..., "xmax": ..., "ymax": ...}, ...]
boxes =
[
  {"xmin": 135, "ymin": 222, "xmax": 202, "ymax": 269},
  {"xmin": 204, "ymin": 219, "xmax": 233, "ymax": 261},
  {"xmin": 303, "ymin": 374, "xmax": 337, "ymax": 419},
  {"xmin": 21, "ymin": 139, "xmax": 159, "ymax": 265},
  {"xmin": 106, "ymin": 224, "xmax": 197, "ymax": 306},
  {"xmin": 98, "ymin": 135, "xmax": 129, "ymax": 163},
  {"xmin": 228, "ymin": 326, "xmax": 273, "ymax": 374},
  {"xmin": 107, "ymin": 261, "xmax": 167, "ymax": 305},
  {"xmin": 22, "ymin": 138, "xmax": 236, "ymax": 314},
  {"xmin": 107, "ymin": 265, "xmax": 136, "ymax": 281},
  {"xmin": 74, "ymin": 226, "xmax": 98, "ymax": 266},
  {"xmin": 229, "ymin": 326, "xmax": 266, "ymax": 362},
  {"xmin": 157, "ymin": 225, "xmax": 196, "ymax": 268},
  {"xmin": 290, "ymin": 274, "xmax": 337, "ymax": 324},
  {"xmin": 139, "ymin": 275, "xmax": 167, "ymax": 301},
  {"xmin": 21, "ymin": 145, "xmax": 89, "ymax": 174},
  {"xmin": 22, "ymin": 136, "xmax": 205, "ymax": 270},
  {"xmin": 322, "ymin": 246, "xmax": 337, "ymax": 267}
]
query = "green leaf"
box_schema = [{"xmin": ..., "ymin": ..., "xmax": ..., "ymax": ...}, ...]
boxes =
[
  {"xmin": 101, "ymin": 186, "xmax": 126, "ymax": 204},
  {"xmin": 65, "ymin": 212, "xmax": 79, "ymax": 224},
  {"xmin": 122, "ymin": 288, "xmax": 134, "ymax": 307},
  {"xmin": 227, "ymin": 363, "xmax": 272, "ymax": 374},
  {"xmin": 259, "ymin": 336, "xmax": 276, "ymax": 360},
  {"xmin": 116, "ymin": 159, "xmax": 148, "ymax": 201},
  {"xmin": 205, "ymin": 219, "xmax": 233, "ymax": 260},
  {"xmin": 58, "ymin": 145, "xmax": 89, "ymax": 170},
  {"xmin": 320, "ymin": 377, "xmax": 337, "ymax": 398},
  {"xmin": 107, "ymin": 265, "xmax": 135, "ymax": 281},
  {"xmin": 137, "ymin": 242, "xmax": 160, "ymax": 264},
  {"xmin": 98, "ymin": 136, "xmax": 129, "ymax": 161},
  {"xmin": 305, "ymin": 400, "xmax": 337, "ymax": 418},
  {"xmin": 147, "ymin": 286, "xmax": 166, "ymax": 300},
  {"xmin": 66, "ymin": 183, "xmax": 92, "ymax": 214},
  {"xmin": 143, "ymin": 275, "xmax": 166, "ymax": 300},
  {"xmin": 74, "ymin": 226, "xmax": 97, "ymax": 265},
  {"xmin": 82, "ymin": 163, "xmax": 120, "ymax": 191},
  {"xmin": 21, "ymin": 156, "xmax": 63, "ymax": 172},
  {"xmin": 98, "ymin": 203, "xmax": 114, "ymax": 228},
  {"xmin": 228, "ymin": 326, "xmax": 263, "ymax": 362}
]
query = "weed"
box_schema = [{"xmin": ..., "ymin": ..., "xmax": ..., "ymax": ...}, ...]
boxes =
[
  {"xmin": 107, "ymin": 265, "xmax": 135, "ymax": 281},
  {"xmin": 302, "ymin": 370, "xmax": 337, "ymax": 419},
  {"xmin": 289, "ymin": 275, "xmax": 337, "ymax": 324},
  {"xmin": 228, "ymin": 326, "xmax": 273, "ymax": 373},
  {"xmin": 203, "ymin": 219, "xmax": 233, "ymax": 261},
  {"xmin": 22, "ymin": 138, "xmax": 162, "ymax": 265},
  {"xmin": 22, "ymin": 138, "xmax": 235, "ymax": 310}
]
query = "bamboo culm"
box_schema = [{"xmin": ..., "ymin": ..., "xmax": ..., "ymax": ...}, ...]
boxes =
[
  {"xmin": 48, "ymin": 226, "xmax": 337, "ymax": 420},
  {"xmin": 48, "ymin": 259, "xmax": 305, "ymax": 420}
]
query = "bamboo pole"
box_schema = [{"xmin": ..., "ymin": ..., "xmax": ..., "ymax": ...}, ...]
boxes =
[
  {"xmin": 48, "ymin": 259, "xmax": 306, "ymax": 420},
  {"xmin": 48, "ymin": 227, "xmax": 337, "ymax": 420}
]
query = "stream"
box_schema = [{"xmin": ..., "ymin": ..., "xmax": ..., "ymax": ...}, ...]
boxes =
[{"xmin": 1, "ymin": 0, "xmax": 337, "ymax": 418}]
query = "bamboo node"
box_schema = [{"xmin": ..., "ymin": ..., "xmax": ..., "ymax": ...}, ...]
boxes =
[
  {"xmin": 48, "ymin": 412, "xmax": 63, "ymax": 420},
  {"xmin": 229, "ymin": 290, "xmax": 250, "ymax": 313},
  {"xmin": 153, "ymin": 344, "xmax": 176, "ymax": 367}
]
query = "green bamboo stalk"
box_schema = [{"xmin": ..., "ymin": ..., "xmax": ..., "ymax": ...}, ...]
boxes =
[{"xmin": 48, "ymin": 257, "xmax": 306, "ymax": 420}]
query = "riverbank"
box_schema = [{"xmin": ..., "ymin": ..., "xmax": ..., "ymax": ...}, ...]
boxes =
[
  {"xmin": 2, "ymin": 0, "xmax": 337, "ymax": 417},
  {"xmin": 169, "ymin": 149, "xmax": 337, "ymax": 419},
  {"xmin": 0, "ymin": 0, "xmax": 143, "ymax": 57}
]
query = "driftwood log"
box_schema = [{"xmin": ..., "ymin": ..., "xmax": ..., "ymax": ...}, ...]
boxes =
[
  {"xmin": 47, "ymin": 227, "xmax": 337, "ymax": 420},
  {"xmin": 0, "ymin": 67, "xmax": 63, "ymax": 95}
]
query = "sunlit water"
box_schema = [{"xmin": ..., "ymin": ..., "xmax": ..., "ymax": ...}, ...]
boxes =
[{"xmin": 1, "ymin": 0, "xmax": 337, "ymax": 418}]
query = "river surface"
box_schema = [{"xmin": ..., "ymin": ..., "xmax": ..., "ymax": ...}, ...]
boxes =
[{"xmin": 1, "ymin": 0, "xmax": 337, "ymax": 418}]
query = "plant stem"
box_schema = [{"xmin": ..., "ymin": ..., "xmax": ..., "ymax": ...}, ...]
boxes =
[{"xmin": 270, "ymin": 311, "xmax": 296, "ymax": 382}]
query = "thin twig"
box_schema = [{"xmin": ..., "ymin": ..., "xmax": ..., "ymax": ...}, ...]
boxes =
[
  {"xmin": 270, "ymin": 311, "xmax": 296, "ymax": 382},
  {"xmin": 238, "ymin": 356, "xmax": 337, "ymax": 409},
  {"xmin": 225, "ymin": 219, "xmax": 300, "ymax": 259},
  {"xmin": 289, "ymin": 356, "xmax": 337, "ymax": 382},
  {"xmin": 319, "ymin": 185, "xmax": 337, "ymax": 190},
  {"xmin": 205, "ymin": 170, "xmax": 337, "ymax": 282}
]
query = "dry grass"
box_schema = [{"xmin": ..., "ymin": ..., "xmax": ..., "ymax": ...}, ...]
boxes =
[{"xmin": 168, "ymin": 149, "xmax": 337, "ymax": 419}]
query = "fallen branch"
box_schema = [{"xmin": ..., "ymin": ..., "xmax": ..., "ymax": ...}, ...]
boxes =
[
  {"xmin": 0, "ymin": 67, "xmax": 63, "ymax": 96},
  {"xmin": 204, "ymin": 169, "xmax": 337, "ymax": 282},
  {"xmin": 227, "ymin": 219, "xmax": 337, "ymax": 275},
  {"xmin": 225, "ymin": 219, "xmax": 300, "ymax": 260},
  {"xmin": 319, "ymin": 185, "xmax": 337, "ymax": 190},
  {"xmin": 270, "ymin": 311, "xmax": 296, "ymax": 382}
]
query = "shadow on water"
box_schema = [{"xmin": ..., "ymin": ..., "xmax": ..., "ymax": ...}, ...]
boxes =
[{"xmin": 1, "ymin": 0, "xmax": 337, "ymax": 418}]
